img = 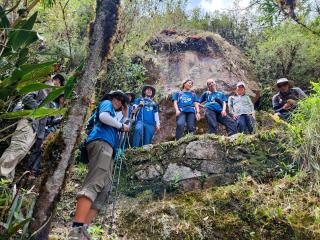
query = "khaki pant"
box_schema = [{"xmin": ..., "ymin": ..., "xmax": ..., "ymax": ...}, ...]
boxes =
[
  {"xmin": 0, "ymin": 119, "xmax": 36, "ymax": 180},
  {"xmin": 77, "ymin": 140, "xmax": 113, "ymax": 210}
]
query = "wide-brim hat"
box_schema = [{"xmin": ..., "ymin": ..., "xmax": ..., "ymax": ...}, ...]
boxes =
[
  {"xmin": 125, "ymin": 92, "xmax": 135, "ymax": 103},
  {"xmin": 275, "ymin": 78, "xmax": 293, "ymax": 88},
  {"xmin": 102, "ymin": 90, "xmax": 130, "ymax": 104},
  {"xmin": 142, "ymin": 85, "xmax": 156, "ymax": 98},
  {"xmin": 181, "ymin": 79, "xmax": 193, "ymax": 89}
]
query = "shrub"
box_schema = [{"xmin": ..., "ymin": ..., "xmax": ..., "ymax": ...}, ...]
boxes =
[{"xmin": 288, "ymin": 82, "xmax": 320, "ymax": 176}]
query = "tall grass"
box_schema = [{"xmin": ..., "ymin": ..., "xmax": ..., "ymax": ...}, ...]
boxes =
[{"xmin": 288, "ymin": 82, "xmax": 320, "ymax": 176}]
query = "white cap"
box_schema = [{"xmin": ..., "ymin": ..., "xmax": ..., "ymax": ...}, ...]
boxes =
[
  {"xmin": 236, "ymin": 82, "xmax": 246, "ymax": 88},
  {"xmin": 276, "ymin": 78, "xmax": 289, "ymax": 85}
]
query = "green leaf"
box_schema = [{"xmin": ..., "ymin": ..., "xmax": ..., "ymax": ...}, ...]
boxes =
[
  {"xmin": 19, "ymin": 64, "xmax": 55, "ymax": 87},
  {"xmin": 15, "ymin": 48, "xmax": 29, "ymax": 67},
  {"xmin": 0, "ymin": 6, "xmax": 10, "ymax": 30},
  {"xmin": 64, "ymin": 76, "xmax": 76, "ymax": 99},
  {"xmin": 6, "ymin": 218, "xmax": 32, "ymax": 238},
  {"xmin": 0, "ymin": 61, "xmax": 55, "ymax": 88},
  {"xmin": 18, "ymin": 83, "xmax": 59, "ymax": 94},
  {"xmin": 41, "ymin": 0, "xmax": 57, "ymax": 8},
  {"xmin": 31, "ymin": 107, "xmax": 66, "ymax": 118},
  {"xmin": 38, "ymin": 87, "xmax": 65, "ymax": 108},
  {"xmin": 0, "ymin": 86, "xmax": 15, "ymax": 101},
  {"xmin": 0, "ymin": 107, "xmax": 66, "ymax": 119},
  {"xmin": 0, "ymin": 110, "xmax": 32, "ymax": 119},
  {"xmin": 7, "ymin": 12, "xmax": 39, "ymax": 51}
]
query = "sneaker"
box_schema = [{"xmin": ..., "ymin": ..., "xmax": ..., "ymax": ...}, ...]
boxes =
[{"xmin": 68, "ymin": 226, "xmax": 91, "ymax": 240}]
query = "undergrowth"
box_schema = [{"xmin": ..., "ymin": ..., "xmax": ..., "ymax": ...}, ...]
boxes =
[
  {"xmin": 287, "ymin": 82, "xmax": 320, "ymax": 176},
  {"xmin": 118, "ymin": 172, "xmax": 320, "ymax": 239}
]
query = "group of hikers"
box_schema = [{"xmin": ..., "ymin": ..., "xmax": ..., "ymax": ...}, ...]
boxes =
[
  {"xmin": 68, "ymin": 77, "xmax": 306, "ymax": 239},
  {"xmin": 0, "ymin": 74, "xmax": 65, "ymax": 181},
  {"xmin": 0, "ymin": 72, "xmax": 307, "ymax": 239}
]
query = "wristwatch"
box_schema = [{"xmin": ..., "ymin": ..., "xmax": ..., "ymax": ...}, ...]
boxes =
[{"xmin": 120, "ymin": 123, "xmax": 124, "ymax": 131}]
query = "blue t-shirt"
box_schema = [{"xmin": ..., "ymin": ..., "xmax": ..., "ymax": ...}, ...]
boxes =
[
  {"xmin": 199, "ymin": 91, "xmax": 227, "ymax": 112},
  {"xmin": 128, "ymin": 104, "xmax": 133, "ymax": 119},
  {"xmin": 172, "ymin": 91, "xmax": 199, "ymax": 113},
  {"xmin": 134, "ymin": 97, "xmax": 159, "ymax": 125},
  {"xmin": 87, "ymin": 100, "xmax": 119, "ymax": 150}
]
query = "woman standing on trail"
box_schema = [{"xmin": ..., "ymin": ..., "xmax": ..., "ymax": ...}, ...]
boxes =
[
  {"xmin": 132, "ymin": 85, "xmax": 161, "ymax": 147},
  {"xmin": 69, "ymin": 90, "xmax": 130, "ymax": 240},
  {"xmin": 172, "ymin": 79, "xmax": 201, "ymax": 140}
]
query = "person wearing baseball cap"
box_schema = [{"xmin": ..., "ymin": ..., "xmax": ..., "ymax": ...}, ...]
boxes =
[
  {"xmin": 132, "ymin": 85, "xmax": 160, "ymax": 147},
  {"xmin": 272, "ymin": 78, "xmax": 307, "ymax": 120},
  {"xmin": 228, "ymin": 82, "xmax": 255, "ymax": 134},
  {"xmin": 69, "ymin": 90, "xmax": 130, "ymax": 239}
]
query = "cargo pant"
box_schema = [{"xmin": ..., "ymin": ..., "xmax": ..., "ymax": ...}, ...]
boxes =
[
  {"xmin": 77, "ymin": 140, "xmax": 114, "ymax": 211},
  {"xmin": 0, "ymin": 119, "xmax": 36, "ymax": 181}
]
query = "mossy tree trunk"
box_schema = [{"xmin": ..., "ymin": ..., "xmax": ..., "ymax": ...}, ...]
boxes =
[{"xmin": 29, "ymin": 0, "xmax": 121, "ymax": 238}]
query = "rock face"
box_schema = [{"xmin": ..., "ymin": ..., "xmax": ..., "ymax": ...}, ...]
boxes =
[
  {"xmin": 124, "ymin": 131, "xmax": 290, "ymax": 196},
  {"xmin": 145, "ymin": 30, "xmax": 259, "ymax": 98},
  {"xmin": 140, "ymin": 30, "xmax": 260, "ymax": 143}
]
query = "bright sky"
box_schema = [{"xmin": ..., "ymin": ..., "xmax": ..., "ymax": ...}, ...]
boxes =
[{"xmin": 187, "ymin": 0, "xmax": 251, "ymax": 12}]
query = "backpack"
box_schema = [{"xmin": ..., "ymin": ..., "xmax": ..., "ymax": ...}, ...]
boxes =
[{"xmin": 77, "ymin": 104, "xmax": 101, "ymax": 164}]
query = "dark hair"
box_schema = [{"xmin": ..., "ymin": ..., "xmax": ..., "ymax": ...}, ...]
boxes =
[
  {"xmin": 114, "ymin": 95, "xmax": 126, "ymax": 105},
  {"xmin": 52, "ymin": 74, "xmax": 65, "ymax": 86}
]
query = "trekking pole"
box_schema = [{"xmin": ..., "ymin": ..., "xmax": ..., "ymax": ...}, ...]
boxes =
[
  {"xmin": 108, "ymin": 131, "xmax": 127, "ymax": 234},
  {"xmin": 141, "ymin": 101, "xmax": 144, "ymax": 146}
]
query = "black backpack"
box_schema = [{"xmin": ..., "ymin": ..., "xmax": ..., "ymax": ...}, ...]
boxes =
[{"xmin": 77, "ymin": 104, "xmax": 101, "ymax": 164}]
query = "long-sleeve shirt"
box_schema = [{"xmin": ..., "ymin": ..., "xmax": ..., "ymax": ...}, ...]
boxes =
[
  {"xmin": 272, "ymin": 87, "xmax": 307, "ymax": 113},
  {"xmin": 228, "ymin": 94, "xmax": 255, "ymax": 116}
]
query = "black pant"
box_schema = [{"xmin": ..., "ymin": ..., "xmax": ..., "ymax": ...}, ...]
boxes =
[
  {"xmin": 204, "ymin": 109, "xmax": 237, "ymax": 136},
  {"xmin": 176, "ymin": 112, "xmax": 196, "ymax": 140},
  {"xmin": 28, "ymin": 138, "xmax": 43, "ymax": 174}
]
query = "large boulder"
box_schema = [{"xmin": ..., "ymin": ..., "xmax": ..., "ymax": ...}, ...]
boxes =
[
  {"xmin": 123, "ymin": 131, "xmax": 291, "ymax": 196},
  {"xmin": 140, "ymin": 30, "xmax": 260, "ymax": 142}
]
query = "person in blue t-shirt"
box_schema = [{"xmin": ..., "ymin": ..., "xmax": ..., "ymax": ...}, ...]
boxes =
[
  {"xmin": 172, "ymin": 79, "xmax": 200, "ymax": 140},
  {"xmin": 199, "ymin": 79, "xmax": 237, "ymax": 136},
  {"xmin": 132, "ymin": 85, "xmax": 160, "ymax": 147},
  {"xmin": 69, "ymin": 90, "xmax": 130, "ymax": 239}
]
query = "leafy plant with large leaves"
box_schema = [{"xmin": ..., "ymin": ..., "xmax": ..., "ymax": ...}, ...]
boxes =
[{"xmin": 0, "ymin": 6, "xmax": 69, "ymax": 119}]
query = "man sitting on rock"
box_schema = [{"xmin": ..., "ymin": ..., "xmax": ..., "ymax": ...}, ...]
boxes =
[
  {"xmin": 199, "ymin": 79, "xmax": 237, "ymax": 136},
  {"xmin": 132, "ymin": 85, "xmax": 160, "ymax": 147},
  {"xmin": 228, "ymin": 82, "xmax": 255, "ymax": 134},
  {"xmin": 272, "ymin": 78, "xmax": 307, "ymax": 120},
  {"xmin": 172, "ymin": 79, "xmax": 200, "ymax": 140}
]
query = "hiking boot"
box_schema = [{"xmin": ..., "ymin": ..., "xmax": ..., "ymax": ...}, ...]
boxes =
[{"xmin": 68, "ymin": 226, "xmax": 91, "ymax": 240}]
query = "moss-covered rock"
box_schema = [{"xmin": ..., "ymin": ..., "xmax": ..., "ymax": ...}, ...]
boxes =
[
  {"xmin": 123, "ymin": 130, "xmax": 294, "ymax": 197},
  {"xmin": 118, "ymin": 173, "xmax": 320, "ymax": 240}
]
